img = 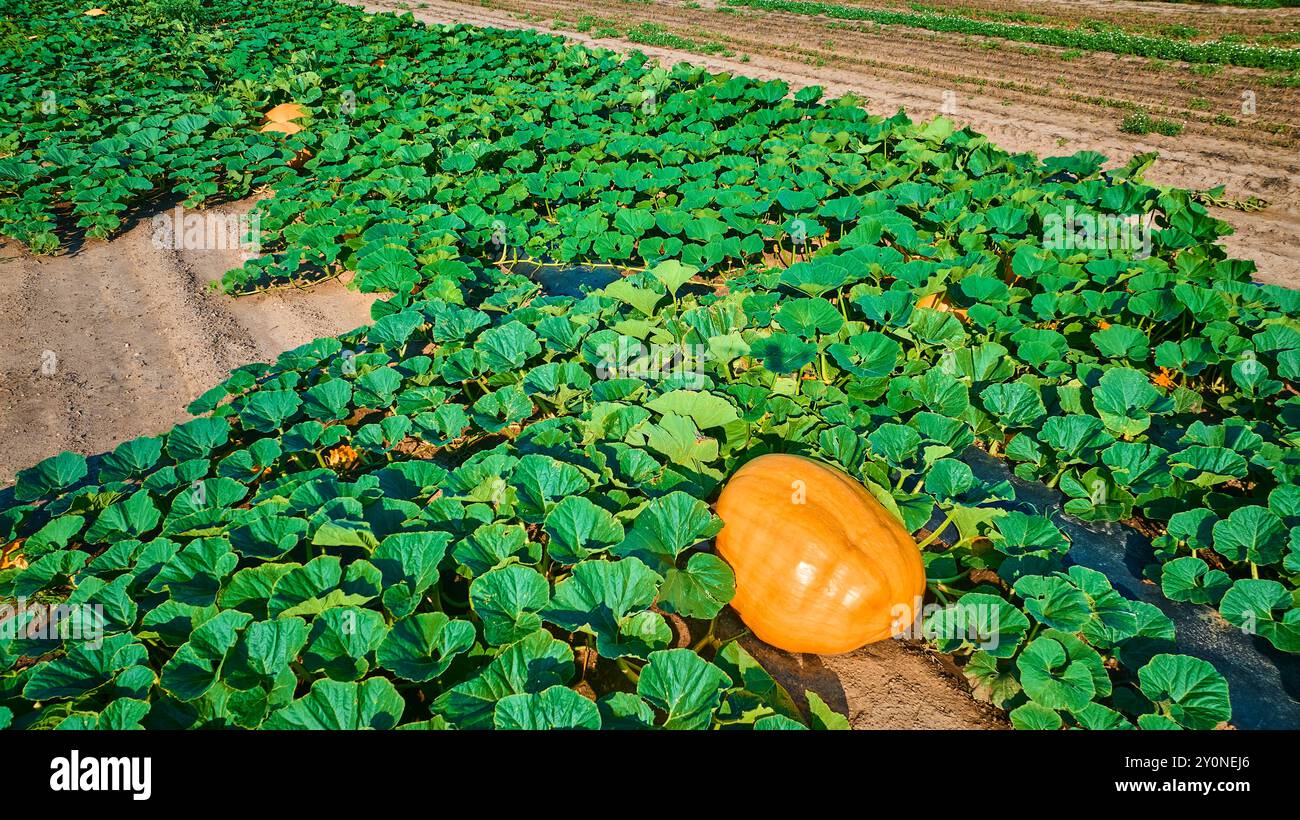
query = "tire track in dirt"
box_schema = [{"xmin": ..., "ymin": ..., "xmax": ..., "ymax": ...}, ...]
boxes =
[
  {"xmin": 356, "ymin": 0, "xmax": 1300, "ymax": 284},
  {"xmin": 0, "ymin": 199, "xmax": 375, "ymax": 486}
]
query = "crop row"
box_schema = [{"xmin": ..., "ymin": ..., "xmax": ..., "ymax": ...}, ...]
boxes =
[{"xmin": 721, "ymin": 0, "xmax": 1300, "ymax": 69}]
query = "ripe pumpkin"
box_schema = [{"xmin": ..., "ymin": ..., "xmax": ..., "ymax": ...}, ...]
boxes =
[
  {"xmin": 263, "ymin": 103, "xmax": 308, "ymax": 123},
  {"xmin": 916, "ymin": 290, "xmax": 969, "ymax": 323},
  {"xmin": 715, "ymin": 454, "xmax": 926, "ymax": 655},
  {"xmin": 259, "ymin": 120, "xmax": 303, "ymax": 135}
]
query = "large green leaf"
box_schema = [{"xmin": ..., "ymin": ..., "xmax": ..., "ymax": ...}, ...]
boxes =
[
  {"xmin": 494, "ymin": 685, "xmax": 602, "ymax": 730},
  {"xmin": 1137, "ymin": 654, "xmax": 1231, "ymax": 729},
  {"xmin": 469, "ymin": 565, "xmax": 551, "ymax": 645},
  {"xmin": 264, "ymin": 677, "xmax": 406, "ymax": 730},
  {"xmin": 542, "ymin": 558, "xmax": 670, "ymax": 659},
  {"xmin": 637, "ymin": 648, "xmax": 731, "ymax": 730},
  {"xmin": 433, "ymin": 630, "xmax": 575, "ymax": 729},
  {"xmin": 376, "ymin": 612, "xmax": 476, "ymax": 682}
]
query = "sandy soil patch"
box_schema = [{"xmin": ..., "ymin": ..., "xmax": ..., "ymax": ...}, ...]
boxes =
[{"xmin": 0, "ymin": 199, "xmax": 375, "ymax": 485}]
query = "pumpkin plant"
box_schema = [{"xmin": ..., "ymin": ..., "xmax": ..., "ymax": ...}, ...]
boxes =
[{"xmin": 1, "ymin": 0, "xmax": 1288, "ymax": 731}]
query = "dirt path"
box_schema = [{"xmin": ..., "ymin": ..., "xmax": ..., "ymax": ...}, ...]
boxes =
[
  {"xmin": 359, "ymin": 0, "xmax": 1300, "ymax": 286},
  {"xmin": 0, "ymin": 199, "xmax": 375, "ymax": 485},
  {"xmin": 716, "ymin": 612, "xmax": 1008, "ymax": 728}
]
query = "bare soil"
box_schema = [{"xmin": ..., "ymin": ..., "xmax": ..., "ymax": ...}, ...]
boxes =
[
  {"xmin": 807, "ymin": 0, "xmax": 1300, "ymax": 42},
  {"xmin": 0, "ymin": 198, "xmax": 375, "ymax": 485},
  {"xmin": 734, "ymin": 624, "xmax": 1010, "ymax": 728}
]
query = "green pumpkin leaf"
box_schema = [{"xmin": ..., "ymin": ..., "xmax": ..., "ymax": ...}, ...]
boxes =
[
  {"xmin": 542, "ymin": 557, "xmax": 669, "ymax": 659},
  {"xmin": 636, "ymin": 648, "xmax": 730, "ymax": 730},
  {"xmin": 1160, "ymin": 556, "xmax": 1231, "ymax": 605},
  {"xmin": 1137, "ymin": 654, "xmax": 1231, "ymax": 730},
  {"xmin": 470, "ymin": 565, "xmax": 551, "ymax": 645},
  {"xmin": 161, "ymin": 610, "xmax": 253, "ymax": 701},
  {"xmin": 377, "ymin": 612, "xmax": 476, "ymax": 682},
  {"xmin": 264, "ymin": 677, "xmax": 405, "ymax": 730},
  {"xmin": 616, "ymin": 492, "xmax": 724, "ymax": 568},
  {"xmin": 15, "ymin": 451, "xmax": 88, "ymax": 502},
  {"xmin": 433, "ymin": 630, "xmax": 575, "ymax": 729},
  {"xmin": 923, "ymin": 592, "xmax": 1029, "ymax": 659},
  {"xmin": 657, "ymin": 552, "xmax": 735, "ymax": 619},
  {"xmin": 1219, "ymin": 579, "xmax": 1300, "ymax": 653},
  {"xmin": 494, "ymin": 685, "xmax": 602, "ymax": 729},
  {"xmin": 544, "ymin": 496, "xmax": 625, "ymax": 564},
  {"xmin": 1009, "ymin": 702, "xmax": 1063, "ymax": 730},
  {"xmin": 1211, "ymin": 506, "xmax": 1287, "ymax": 565},
  {"xmin": 302, "ymin": 607, "xmax": 388, "ymax": 682},
  {"xmin": 1015, "ymin": 635, "xmax": 1096, "ymax": 711},
  {"xmin": 23, "ymin": 634, "xmax": 147, "ymax": 701}
]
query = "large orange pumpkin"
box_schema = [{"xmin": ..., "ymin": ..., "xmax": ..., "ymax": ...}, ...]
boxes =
[{"xmin": 715, "ymin": 454, "xmax": 926, "ymax": 654}]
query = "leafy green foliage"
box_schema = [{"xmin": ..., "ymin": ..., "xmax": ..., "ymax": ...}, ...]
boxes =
[{"xmin": 1, "ymin": 0, "xmax": 1277, "ymax": 732}]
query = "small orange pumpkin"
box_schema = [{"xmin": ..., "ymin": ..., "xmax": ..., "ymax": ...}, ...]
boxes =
[
  {"xmin": 263, "ymin": 103, "xmax": 308, "ymax": 123},
  {"xmin": 915, "ymin": 290, "xmax": 969, "ymax": 323},
  {"xmin": 259, "ymin": 120, "xmax": 303, "ymax": 135},
  {"xmin": 715, "ymin": 454, "xmax": 926, "ymax": 654}
]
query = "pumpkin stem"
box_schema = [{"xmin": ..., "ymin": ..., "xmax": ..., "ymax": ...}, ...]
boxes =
[
  {"xmin": 915, "ymin": 513, "xmax": 955, "ymax": 550},
  {"xmin": 580, "ymin": 634, "xmax": 594, "ymax": 683},
  {"xmin": 690, "ymin": 618, "xmax": 719, "ymax": 653},
  {"xmin": 1045, "ymin": 465, "xmax": 1068, "ymax": 489},
  {"xmin": 615, "ymin": 658, "xmax": 641, "ymax": 684}
]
